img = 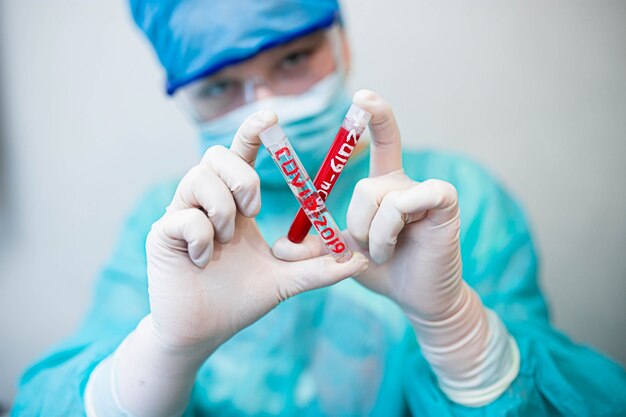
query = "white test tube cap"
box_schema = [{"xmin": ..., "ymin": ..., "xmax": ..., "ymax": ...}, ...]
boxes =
[
  {"xmin": 259, "ymin": 123, "xmax": 286, "ymax": 148},
  {"xmin": 346, "ymin": 104, "xmax": 372, "ymax": 128}
]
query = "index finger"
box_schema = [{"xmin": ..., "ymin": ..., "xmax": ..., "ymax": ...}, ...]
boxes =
[
  {"xmin": 352, "ymin": 90, "xmax": 403, "ymax": 177},
  {"xmin": 229, "ymin": 110, "xmax": 278, "ymax": 167}
]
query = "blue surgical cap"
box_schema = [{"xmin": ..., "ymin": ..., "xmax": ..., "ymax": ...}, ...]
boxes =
[{"xmin": 130, "ymin": 0, "xmax": 342, "ymax": 95}]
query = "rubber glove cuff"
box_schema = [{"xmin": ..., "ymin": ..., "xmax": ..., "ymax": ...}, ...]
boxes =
[
  {"xmin": 85, "ymin": 315, "xmax": 216, "ymax": 417},
  {"xmin": 408, "ymin": 282, "xmax": 520, "ymax": 407}
]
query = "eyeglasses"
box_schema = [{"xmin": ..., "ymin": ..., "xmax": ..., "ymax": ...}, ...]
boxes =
[{"xmin": 177, "ymin": 25, "xmax": 343, "ymax": 122}]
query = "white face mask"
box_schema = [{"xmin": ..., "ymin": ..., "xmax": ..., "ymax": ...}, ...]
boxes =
[{"xmin": 197, "ymin": 71, "xmax": 353, "ymax": 187}]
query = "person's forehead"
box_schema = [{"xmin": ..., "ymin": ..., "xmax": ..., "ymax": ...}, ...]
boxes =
[{"xmin": 211, "ymin": 30, "xmax": 330, "ymax": 79}]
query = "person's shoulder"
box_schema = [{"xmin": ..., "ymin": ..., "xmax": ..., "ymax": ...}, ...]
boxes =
[
  {"xmin": 106, "ymin": 178, "xmax": 181, "ymax": 266},
  {"xmin": 123, "ymin": 178, "xmax": 180, "ymax": 232},
  {"xmin": 137, "ymin": 179, "xmax": 180, "ymax": 211},
  {"xmin": 402, "ymin": 148, "xmax": 506, "ymax": 200},
  {"xmin": 402, "ymin": 148, "xmax": 530, "ymax": 233}
]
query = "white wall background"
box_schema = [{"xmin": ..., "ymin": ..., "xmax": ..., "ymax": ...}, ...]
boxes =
[{"xmin": 1, "ymin": 0, "xmax": 624, "ymax": 409}]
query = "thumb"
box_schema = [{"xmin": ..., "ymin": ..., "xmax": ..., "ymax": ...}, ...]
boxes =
[
  {"xmin": 271, "ymin": 234, "xmax": 328, "ymax": 261},
  {"xmin": 276, "ymin": 252, "xmax": 369, "ymax": 300}
]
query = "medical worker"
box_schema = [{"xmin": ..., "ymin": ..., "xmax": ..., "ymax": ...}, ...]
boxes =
[{"xmin": 12, "ymin": 0, "xmax": 626, "ymax": 416}]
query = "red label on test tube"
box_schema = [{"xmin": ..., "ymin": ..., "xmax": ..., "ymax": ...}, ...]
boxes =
[{"xmin": 287, "ymin": 104, "xmax": 371, "ymax": 243}]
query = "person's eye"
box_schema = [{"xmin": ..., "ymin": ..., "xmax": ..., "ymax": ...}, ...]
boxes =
[
  {"xmin": 279, "ymin": 49, "xmax": 313, "ymax": 70},
  {"xmin": 196, "ymin": 79, "xmax": 236, "ymax": 99}
]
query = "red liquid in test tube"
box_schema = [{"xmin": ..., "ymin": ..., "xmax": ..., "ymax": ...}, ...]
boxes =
[{"xmin": 288, "ymin": 104, "xmax": 372, "ymax": 243}]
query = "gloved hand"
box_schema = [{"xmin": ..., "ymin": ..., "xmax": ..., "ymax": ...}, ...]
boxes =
[
  {"xmin": 273, "ymin": 90, "xmax": 519, "ymax": 407},
  {"xmin": 146, "ymin": 111, "xmax": 368, "ymax": 353},
  {"xmin": 86, "ymin": 110, "xmax": 368, "ymax": 417}
]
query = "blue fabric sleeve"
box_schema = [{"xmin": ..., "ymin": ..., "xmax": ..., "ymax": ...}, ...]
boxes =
[
  {"xmin": 401, "ymin": 151, "xmax": 626, "ymax": 417},
  {"xmin": 11, "ymin": 183, "xmax": 176, "ymax": 417}
]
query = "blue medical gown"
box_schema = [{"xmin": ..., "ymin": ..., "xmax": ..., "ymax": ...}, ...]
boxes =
[{"xmin": 12, "ymin": 149, "xmax": 626, "ymax": 416}]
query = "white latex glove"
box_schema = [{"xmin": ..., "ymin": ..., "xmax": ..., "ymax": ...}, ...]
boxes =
[
  {"xmin": 85, "ymin": 110, "xmax": 369, "ymax": 417},
  {"xmin": 273, "ymin": 91, "xmax": 519, "ymax": 407}
]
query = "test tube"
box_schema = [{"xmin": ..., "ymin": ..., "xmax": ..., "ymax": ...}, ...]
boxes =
[
  {"xmin": 287, "ymin": 104, "xmax": 371, "ymax": 243},
  {"xmin": 259, "ymin": 123, "xmax": 352, "ymax": 263}
]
